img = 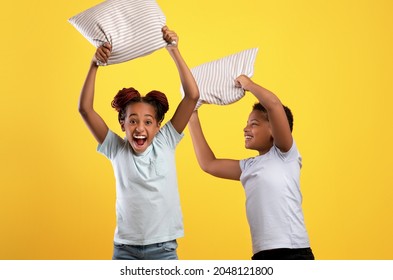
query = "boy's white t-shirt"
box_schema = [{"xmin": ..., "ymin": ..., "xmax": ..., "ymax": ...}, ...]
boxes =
[
  {"xmin": 98, "ymin": 121, "xmax": 184, "ymax": 245},
  {"xmin": 239, "ymin": 141, "xmax": 311, "ymax": 254}
]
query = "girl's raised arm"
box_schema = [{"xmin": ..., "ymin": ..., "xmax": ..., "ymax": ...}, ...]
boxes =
[
  {"xmin": 163, "ymin": 26, "xmax": 199, "ymax": 134},
  {"xmin": 78, "ymin": 43, "xmax": 112, "ymax": 144}
]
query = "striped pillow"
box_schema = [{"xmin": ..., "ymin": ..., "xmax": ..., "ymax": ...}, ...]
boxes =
[
  {"xmin": 68, "ymin": 0, "xmax": 167, "ymax": 65},
  {"xmin": 182, "ymin": 48, "xmax": 259, "ymax": 109}
]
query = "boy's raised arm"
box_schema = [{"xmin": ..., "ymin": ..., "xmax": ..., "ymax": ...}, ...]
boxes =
[
  {"xmin": 188, "ymin": 111, "xmax": 241, "ymax": 181},
  {"xmin": 235, "ymin": 75, "xmax": 293, "ymax": 152}
]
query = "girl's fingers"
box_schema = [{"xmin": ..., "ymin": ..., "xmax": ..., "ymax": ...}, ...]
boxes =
[
  {"xmin": 162, "ymin": 27, "xmax": 178, "ymax": 45},
  {"xmin": 96, "ymin": 44, "xmax": 112, "ymax": 63},
  {"xmin": 96, "ymin": 50, "xmax": 105, "ymax": 62},
  {"xmin": 103, "ymin": 42, "xmax": 112, "ymax": 53}
]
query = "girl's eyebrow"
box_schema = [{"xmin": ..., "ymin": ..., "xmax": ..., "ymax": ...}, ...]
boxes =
[{"xmin": 128, "ymin": 113, "xmax": 154, "ymax": 118}]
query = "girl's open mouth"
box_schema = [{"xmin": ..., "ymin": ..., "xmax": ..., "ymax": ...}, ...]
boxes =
[{"xmin": 133, "ymin": 135, "xmax": 147, "ymax": 146}]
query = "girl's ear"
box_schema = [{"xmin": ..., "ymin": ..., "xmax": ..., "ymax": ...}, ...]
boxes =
[{"xmin": 120, "ymin": 120, "xmax": 125, "ymax": 132}]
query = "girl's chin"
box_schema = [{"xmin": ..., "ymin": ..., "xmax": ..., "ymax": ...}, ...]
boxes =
[{"xmin": 131, "ymin": 141, "xmax": 148, "ymax": 153}]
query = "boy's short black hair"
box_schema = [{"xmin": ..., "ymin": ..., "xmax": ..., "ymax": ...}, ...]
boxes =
[{"xmin": 252, "ymin": 103, "xmax": 294, "ymax": 132}]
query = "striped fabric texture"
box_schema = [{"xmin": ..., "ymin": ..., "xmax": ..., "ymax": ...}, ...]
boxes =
[
  {"xmin": 182, "ymin": 48, "xmax": 259, "ymax": 109},
  {"xmin": 68, "ymin": 0, "xmax": 167, "ymax": 65}
]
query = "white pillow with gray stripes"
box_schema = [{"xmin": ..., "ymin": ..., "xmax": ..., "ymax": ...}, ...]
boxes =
[
  {"xmin": 68, "ymin": 0, "xmax": 167, "ymax": 65},
  {"xmin": 182, "ymin": 48, "xmax": 259, "ymax": 109}
]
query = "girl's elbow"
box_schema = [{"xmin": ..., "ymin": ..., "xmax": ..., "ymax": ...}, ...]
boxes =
[
  {"xmin": 78, "ymin": 105, "xmax": 93, "ymax": 120},
  {"xmin": 78, "ymin": 105, "xmax": 85, "ymax": 115},
  {"xmin": 78, "ymin": 105, "xmax": 88, "ymax": 117},
  {"xmin": 185, "ymin": 88, "xmax": 200, "ymax": 101},
  {"xmin": 190, "ymin": 91, "xmax": 200, "ymax": 102},
  {"xmin": 194, "ymin": 90, "xmax": 200, "ymax": 100}
]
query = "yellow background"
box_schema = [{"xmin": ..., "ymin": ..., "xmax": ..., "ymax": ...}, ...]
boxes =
[{"xmin": 1, "ymin": 0, "xmax": 392, "ymax": 260}]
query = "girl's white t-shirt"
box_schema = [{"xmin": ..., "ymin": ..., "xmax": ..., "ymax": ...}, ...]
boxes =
[{"xmin": 98, "ymin": 121, "xmax": 184, "ymax": 245}]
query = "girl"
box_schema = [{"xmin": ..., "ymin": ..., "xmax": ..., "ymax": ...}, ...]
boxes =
[
  {"xmin": 188, "ymin": 75, "xmax": 314, "ymax": 260},
  {"xmin": 78, "ymin": 26, "xmax": 199, "ymax": 260}
]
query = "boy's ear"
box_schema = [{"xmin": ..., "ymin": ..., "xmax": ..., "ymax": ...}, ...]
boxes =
[
  {"xmin": 120, "ymin": 120, "xmax": 125, "ymax": 131},
  {"xmin": 268, "ymin": 123, "xmax": 273, "ymax": 137}
]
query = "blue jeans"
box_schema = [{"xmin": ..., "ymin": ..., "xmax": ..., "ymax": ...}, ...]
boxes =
[{"xmin": 112, "ymin": 240, "xmax": 178, "ymax": 260}]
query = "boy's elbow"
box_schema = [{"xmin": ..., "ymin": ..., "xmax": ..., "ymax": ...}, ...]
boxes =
[
  {"xmin": 200, "ymin": 164, "xmax": 210, "ymax": 174},
  {"xmin": 199, "ymin": 161, "xmax": 216, "ymax": 176}
]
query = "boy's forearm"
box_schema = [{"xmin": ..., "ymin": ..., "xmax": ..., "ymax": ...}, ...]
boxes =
[
  {"xmin": 188, "ymin": 113, "xmax": 216, "ymax": 170},
  {"xmin": 248, "ymin": 83, "xmax": 282, "ymax": 111}
]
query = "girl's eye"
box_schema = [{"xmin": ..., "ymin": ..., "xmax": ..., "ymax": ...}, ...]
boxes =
[
  {"xmin": 129, "ymin": 119, "xmax": 137, "ymax": 124},
  {"xmin": 146, "ymin": 120, "xmax": 152, "ymax": 125}
]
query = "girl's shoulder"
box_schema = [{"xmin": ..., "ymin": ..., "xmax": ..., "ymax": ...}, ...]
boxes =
[{"xmin": 155, "ymin": 121, "xmax": 184, "ymax": 148}]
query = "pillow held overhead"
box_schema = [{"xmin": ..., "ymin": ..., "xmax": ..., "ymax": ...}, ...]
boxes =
[
  {"xmin": 68, "ymin": 0, "xmax": 168, "ymax": 65},
  {"xmin": 182, "ymin": 48, "xmax": 259, "ymax": 109}
]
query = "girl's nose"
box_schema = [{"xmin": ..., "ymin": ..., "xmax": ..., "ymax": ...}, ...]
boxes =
[{"xmin": 136, "ymin": 125, "xmax": 144, "ymax": 132}]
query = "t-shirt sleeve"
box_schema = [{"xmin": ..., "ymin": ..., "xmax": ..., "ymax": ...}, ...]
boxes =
[
  {"xmin": 239, "ymin": 158, "xmax": 250, "ymax": 172},
  {"xmin": 276, "ymin": 140, "xmax": 302, "ymax": 165},
  {"xmin": 97, "ymin": 130, "xmax": 124, "ymax": 160},
  {"xmin": 157, "ymin": 121, "xmax": 184, "ymax": 150}
]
